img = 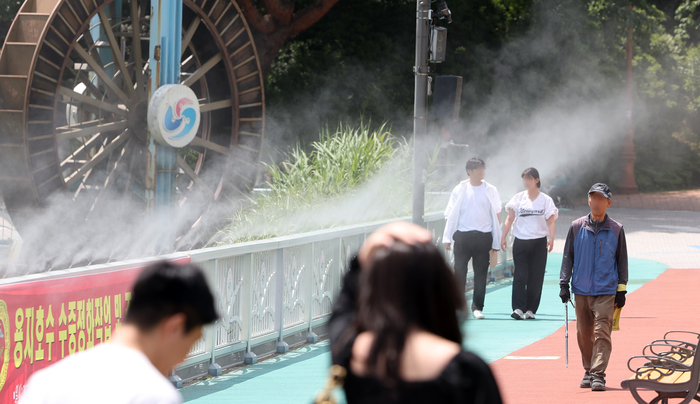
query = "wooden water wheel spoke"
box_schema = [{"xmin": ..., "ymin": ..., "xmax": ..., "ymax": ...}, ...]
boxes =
[
  {"xmin": 58, "ymin": 86, "xmax": 129, "ymax": 117},
  {"xmin": 183, "ymin": 53, "xmax": 222, "ymax": 87},
  {"xmin": 176, "ymin": 154, "xmax": 214, "ymax": 196},
  {"xmin": 65, "ymin": 64, "xmax": 108, "ymax": 104},
  {"xmin": 97, "ymin": 9, "xmax": 136, "ymax": 99},
  {"xmin": 73, "ymin": 44, "xmax": 132, "ymax": 107},
  {"xmin": 0, "ymin": 0, "xmax": 266, "ymax": 248},
  {"xmin": 56, "ymin": 120, "xmax": 128, "ymax": 141},
  {"xmin": 182, "ymin": 16, "xmax": 202, "ymax": 56},
  {"xmin": 60, "ymin": 134, "xmax": 107, "ymax": 168},
  {"xmin": 65, "ymin": 129, "xmax": 131, "ymax": 188},
  {"xmin": 190, "ymin": 136, "xmax": 229, "ymax": 155},
  {"xmin": 87, "ymin": 138, "xmax": 135, "ymax": 219},
  {"xmin": 79, "ymin": 27, "xmax": 107, "ymax": 77},
  {"xmin": 130, "ymin": 0, "xmax": 146, "ymax": 95},
  {"xmin": 200, "ymin": 99, "xmax": 232, "ymax": 112},
  {"xmin": 56, "ymin": 118, "xmax": 107, "ymax": 133},
  {"xmin": 71, "ymin": 136, "xmax": 110, "ymax": 198},
  {"xmin": 181, "ymin": 53, "xmax": 196, "ymax": 72}
]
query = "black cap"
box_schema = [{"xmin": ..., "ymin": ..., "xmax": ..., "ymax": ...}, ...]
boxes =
[{"xmin": 588, "ymin": 183, "xmax": 612, "ymax": 199}]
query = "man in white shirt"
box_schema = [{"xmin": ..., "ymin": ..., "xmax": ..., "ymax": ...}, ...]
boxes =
[
  {"xmin": 443, "ymin": 158, "xmax": 502, "ymax": 319},
  {"xmin": 19, "ymin": 261, "xmax": 218, "ymax": 404}
]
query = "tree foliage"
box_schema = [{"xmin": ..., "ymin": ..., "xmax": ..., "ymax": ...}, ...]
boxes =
[
  {"xmin": 0, "ymin": 0, "xmax": 21, "ymax": 45},
  {"xmin": 266, "ymin": 0, "xmax": 700, "ymax": 192}
]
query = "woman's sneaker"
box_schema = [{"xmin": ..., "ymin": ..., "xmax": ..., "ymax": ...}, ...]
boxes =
[
  {"xmin": 525, "ymin": 310, "xmax": 535, "ymax": 319},
  {"xmin": 511, "ymin": 309, "xmax": 525, "ymax": 320},
  {"xmin": 472, "ymin": 310, "xmax": 485, "ymax": 319},
  {"xmin": 580, "ymin": 372, "xmax": 591, "ymax": 388}
]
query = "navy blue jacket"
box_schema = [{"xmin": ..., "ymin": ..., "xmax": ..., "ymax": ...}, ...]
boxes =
[{"xmin": 559, "ymin": 214, "xmax": 628, "ymax": 296}]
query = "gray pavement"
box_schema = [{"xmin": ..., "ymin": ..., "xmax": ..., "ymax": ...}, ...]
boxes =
[{"xmin": 553, "ymin": 206, "xmax": 700, "ymax": 269}]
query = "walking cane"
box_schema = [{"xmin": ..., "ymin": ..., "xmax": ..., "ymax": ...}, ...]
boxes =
[
  {"xmin": 565, "ymin": 302, "xmax": 569, "ymax": 368},
  {"xmin": 565, "ymin": 299, "xmax": 575, "ymax": 368}
]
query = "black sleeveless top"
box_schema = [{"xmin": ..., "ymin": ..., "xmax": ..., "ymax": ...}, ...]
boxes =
[{"xmin": 328, "ymin": 259, "xmax": 503, "ymax": 404}]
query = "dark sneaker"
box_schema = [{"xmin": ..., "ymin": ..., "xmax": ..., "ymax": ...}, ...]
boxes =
[
  {"xmin": 579, "ymin": 372, "xmax": 591, "ymax": 388},
  {"xmin": 591, "ymin": 377, "xmax": 606, "ymax": 391}
]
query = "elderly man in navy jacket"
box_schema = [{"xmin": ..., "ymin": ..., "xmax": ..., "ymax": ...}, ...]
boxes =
[{"xmin": 559, "ymin": 183, "xmax": 628, "ymax": 392}]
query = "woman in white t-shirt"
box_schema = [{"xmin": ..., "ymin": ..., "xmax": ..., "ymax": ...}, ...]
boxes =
[{"xmin": 500, "ymin": 168, "xmax": 558, "ymax": 320}]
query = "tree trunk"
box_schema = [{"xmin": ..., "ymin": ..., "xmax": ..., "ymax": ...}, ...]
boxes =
[{"xmin": 237, "ymin": 0, "xmax": 340, "ymax": 76}]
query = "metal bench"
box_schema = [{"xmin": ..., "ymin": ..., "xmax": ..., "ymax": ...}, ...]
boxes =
[{"xmin": 622, "ymin": 331, "xmax": 700, "ymax": 404}]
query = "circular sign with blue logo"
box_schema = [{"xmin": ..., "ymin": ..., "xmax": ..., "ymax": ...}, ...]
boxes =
[{"xmin": 147, "ymin": 84, "xmax": 201, "ymax": 148}]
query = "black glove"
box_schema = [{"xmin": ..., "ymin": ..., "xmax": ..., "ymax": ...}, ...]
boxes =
[
  {"xmin": 615, "ymin": 291, "xmax": 626, "ymax": 308},
  {"xmin": 559, "ymin": 284, "xmax": 570, "ymax": 304}
]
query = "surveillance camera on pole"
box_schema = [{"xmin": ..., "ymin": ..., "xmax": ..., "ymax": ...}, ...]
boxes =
[{"xmin": 412, "ymin": 1, "xmax": 452, "ymax": 226}]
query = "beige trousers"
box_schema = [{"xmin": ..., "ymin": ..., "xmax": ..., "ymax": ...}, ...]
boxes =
[{"xmin": 574, "ymin": 294, "xmax": 615, "ymax": 378}]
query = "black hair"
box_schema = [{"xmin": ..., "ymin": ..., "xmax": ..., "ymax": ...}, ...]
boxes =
[
  {"xmin": 354, "ymin": 242, "xmax": 465, "ymax": 388},
  {"xmin": 465, "ymin": 157, "xmax": 485, "ymax": 175},
  {"xmin": 125, "ymin": 261, "xmax": 218, "ymax": 333},
  {"xmin": 521, "ymin": 167, "xmax": 541, "ymax": 188}
]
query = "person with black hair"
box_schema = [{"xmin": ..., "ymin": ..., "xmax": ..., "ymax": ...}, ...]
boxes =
[
  {"xmin": 329, "ymin": 222, "xmax": 502, "ymax": 403},
  {"xmin": 19, "ymin": 261, "xmax": 218, "ymax": 404},
  {"xmin": 443, "ymin": 157, "xmax": 502, "ymax": 319},
  {"xmin": 501, "ymin": 168, "xmax": 558, "ymax": 320}
]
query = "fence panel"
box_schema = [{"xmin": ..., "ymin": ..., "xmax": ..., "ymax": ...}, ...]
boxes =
[
  {"xmin": 282, "ymin": 245, "xmax": 311, "ymax": 329},
  {"xmin": 214, "ymin": 255, "xmax": 246, "ymax": 347},
  {"xmin": 311, "ymin": 238, "xmax": 339, "ymax": 319},
  {"xmin": 250, "ymin": 251, "xmax": 277, "ymax": 338}
]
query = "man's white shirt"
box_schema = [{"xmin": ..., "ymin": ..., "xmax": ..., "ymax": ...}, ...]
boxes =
[
  {"xmin": 19, "ymin": 343, "xmax": 182, "ymax": 404},
  {"xmin": 443, "ymin": 180, "xmax": 502, "ymax": 250}
]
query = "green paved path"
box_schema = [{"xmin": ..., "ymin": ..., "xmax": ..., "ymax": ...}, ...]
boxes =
[
  {"xmin": 462, "ymin": 253, "xmax": 667, "ymax": 362},
  {"xmin": 181, "ymin": 253, "xmax": 667, "ymax": 403}
]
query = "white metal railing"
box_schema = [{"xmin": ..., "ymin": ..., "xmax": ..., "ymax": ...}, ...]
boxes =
[
  {"xmin": 176, "ymin": 210, "xmax": 513, "ymax": 377},
  {"xmin": 0, "ymin": 209, "xmax": 513, "ymax": 381}
]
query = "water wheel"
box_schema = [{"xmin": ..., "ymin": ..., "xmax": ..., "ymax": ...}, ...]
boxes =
[{"xmin": 0, "ymin": 0, "xmax": 265, "ymax": 262}]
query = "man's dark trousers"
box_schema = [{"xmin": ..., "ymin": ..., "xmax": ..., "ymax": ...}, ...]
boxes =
[{"xmin": 453, "ymin": 230, "xmax": 492, "ymax": 311}]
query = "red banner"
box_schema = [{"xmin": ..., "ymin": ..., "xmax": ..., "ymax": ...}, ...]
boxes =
[{"xmin": 0, "ymin": 257, "xmax": 190, "ymax": 403}]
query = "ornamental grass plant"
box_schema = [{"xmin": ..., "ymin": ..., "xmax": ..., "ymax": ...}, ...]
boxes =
[{"xmin": 211, "ymin": 122, "xmax": 443, "ymax": 245}]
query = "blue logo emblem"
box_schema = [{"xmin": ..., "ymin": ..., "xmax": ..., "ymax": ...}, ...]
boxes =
[{"xmin": 163, "ymin": 98, "xmax": 197, "ymax": 139}]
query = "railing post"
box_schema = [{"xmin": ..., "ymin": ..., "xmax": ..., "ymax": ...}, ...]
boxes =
[
  {"xmin": 169, "ymin": 368, "xmax": 183, "ymax": 388},
  {"xmin": 205, "ymin": 259, "xmax": 222, "ymax": 376},
  {"xmin": 243, "ymin": 253, "xmax": 257, "ymax": 364},
  {"xmin": 306, "ymin": 242, "xmax": 318, "ymax": 343},
  {"xmin": 337, "ymin": 237, "xmax": 343, "ymax": 296},
  {"xmin": 275, "ymin": 248, "xmax": 289, "ymax": 353}
]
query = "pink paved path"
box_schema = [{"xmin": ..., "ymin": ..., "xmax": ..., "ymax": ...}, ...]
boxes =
[{"xmin": 490, "ymin": 268, "xmax": 700, "ymax": 404}]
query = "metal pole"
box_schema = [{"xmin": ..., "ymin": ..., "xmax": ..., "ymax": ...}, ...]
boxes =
[
  {"xmin": 147, "ymin": 0, "xmax": 182, "ymax": 218},
  {"xmin": 412, "ymin": 0, "xmax": 431, "ymax": 226},
  {"xmin": 565, "ymin": 302, "xmax": 569, "ymax": 368}
]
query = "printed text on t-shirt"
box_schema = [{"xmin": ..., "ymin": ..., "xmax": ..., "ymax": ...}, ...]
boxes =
[{"xmin": 518, "ymin": 208, "xmax": 544, "ymax": 217}]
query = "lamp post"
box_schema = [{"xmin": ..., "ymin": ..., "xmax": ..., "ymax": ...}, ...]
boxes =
[{"xmin": 412, "ymin": 0, "xmax": 431, "ymax": 226}]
